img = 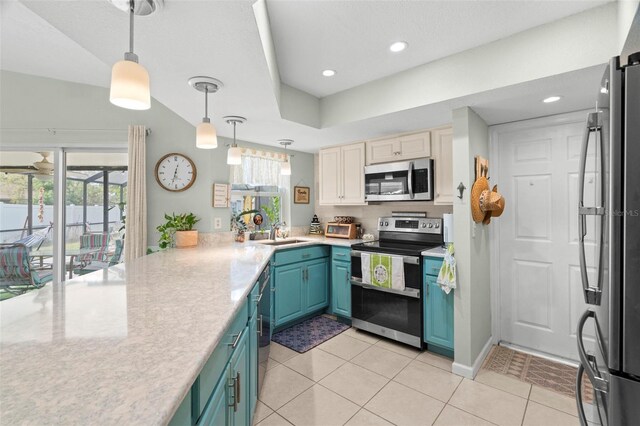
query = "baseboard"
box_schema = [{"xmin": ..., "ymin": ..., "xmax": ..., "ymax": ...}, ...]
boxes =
[{"xmin": 452, "ymin": 336, "xmax": 493, "ymax": 379}]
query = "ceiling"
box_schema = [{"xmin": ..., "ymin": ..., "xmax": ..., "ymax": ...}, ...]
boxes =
[
  {"xmin": 0, "ymin": 0, "xmax": 615, "ymax": 152},
  {"xmin": 267, "ymin": 0, "xmax": 609, "ymax": 97}
]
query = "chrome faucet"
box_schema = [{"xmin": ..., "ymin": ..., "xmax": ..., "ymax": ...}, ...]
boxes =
[{"xmin": 269, "ymin": 221, "xmax": 283, "ymax": 240}]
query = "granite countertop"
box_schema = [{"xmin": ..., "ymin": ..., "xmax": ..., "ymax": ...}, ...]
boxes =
[
  {"xmin": 0, "ymin": 243, "xmax": 275, "ymax": 425},
  {"xmin": 0, "ymin": 237, "xmax": 363, "ymax": 425},
  {"xmin": 421, "ymin": 246, "xmax": 448, "ymax": 258}
]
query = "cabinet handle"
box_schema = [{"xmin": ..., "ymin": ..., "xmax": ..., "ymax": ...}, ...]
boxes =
[
  {"xmin": 228, "ymin": 376, "xmax": 237, "ymax": 411},
  {"xmin": 258, "ymin": 315, "xmax": 263, "ymax": 337},
  {"xmin": 336, "ymin": 253, "xmax": 346, "ymax": 257},
  {"xmin": 236, "ymin": 372, "xmax": 241, "ymax": 405},
  {"xmin": 345, "ymin": 271, "xmax": 349, "ymax": 284},
  {"xmin": 229, "ymin": 329, "xmax": 243, "ymax": 349},
  {"xmin": 302, "ymin": 254, "xmax": 311, "ymax": 259}
]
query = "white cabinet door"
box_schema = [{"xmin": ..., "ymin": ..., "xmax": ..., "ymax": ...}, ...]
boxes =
[
  {"xmin": 341, "ymin": 143, "xmax": 366, "ymax": 205},
  {"xmin": 366, "ymin": 137, "xmax": 398, "ymax": 165},
  {"xmin": 432, "ymin": 127, "xmax": 453, "ymax": 205},
  {"xmin": 319, "ymin": 147, "xmax": 342, "ymax": 205},
  {"xmin": 398, "ymin": 131, "xmax": 430, "ymax": 160}
]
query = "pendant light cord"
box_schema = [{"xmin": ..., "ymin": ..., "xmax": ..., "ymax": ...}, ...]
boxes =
[
  {"xmin": 233, "ymin": 121, "xmax": 237, "ymax": 148},
  {"xmin": 129, "ymin": 0, "xmax": 135, "ymax": 54},
  {"xmin": 204, "ymin": 86, "xmax": 209, "ymax": 120}
]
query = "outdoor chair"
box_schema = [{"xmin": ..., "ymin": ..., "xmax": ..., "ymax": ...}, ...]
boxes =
[
  {"xmin": 74, "ymin": 239, "xmax": 124, "ymax": 275},
  {"xmin": 75, "ymin": 232, "xmax": 111, "ymax": 267},
  {"xmin": 0, "ymin": 243, "xmax": 52, "ymax": 295}
]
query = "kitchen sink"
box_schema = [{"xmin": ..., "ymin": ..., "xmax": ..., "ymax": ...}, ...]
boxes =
[{"xmin": 259, "ymin": 239, "xmax": 308, "ymax": 246}]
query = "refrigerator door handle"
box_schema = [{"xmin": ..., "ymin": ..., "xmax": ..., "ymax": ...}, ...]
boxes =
[
  {"xmin": 577, "ymin": 360, "xmax": 608, "ymax": 426},
  {"xmin": 578, "ymin": 112, "xmax": 605, "ymax": 305},
  {"xmin": 576, "ymin": 310, "xmax": 609, "ymax": 394}
]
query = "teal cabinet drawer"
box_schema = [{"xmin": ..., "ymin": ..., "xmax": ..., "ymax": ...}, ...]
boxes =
[
  {"xmin": 196, "ymin": 301, "xmax": 248, "ymax": 419},
  {"xmin": 424, "ymin": 257, "xmax": 443, "ymax": 277},
  {"xmin": 331, "ymin": 246, "xmax": 351, "ymax": 262},
  {"xmin": 273, "ymin": 246, "xmax": 329, "ymax": 266}
]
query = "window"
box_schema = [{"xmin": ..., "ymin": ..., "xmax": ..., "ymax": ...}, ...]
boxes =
[{"xmin": 229, "ymin": 148, "xmax": 290, "ymax": 234}]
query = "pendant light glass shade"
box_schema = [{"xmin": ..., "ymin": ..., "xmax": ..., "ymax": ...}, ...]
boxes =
[
  {"xmin": 196, "ymin": 119, "xmax": 217, "ymax": 149},
  {"xmin": 110, "ymin": 0, "xmax": 151, "ymax": 110},
  {"xmin": 227, "ymin": 146, "xmax": 242, "ymax": 165},
  {"xmin": 110, "ymin": 59, "xmax": 151, "ymax": 110},
  {"xmin": 281, "ymin": 158, "xmax": 291, "ymax": 175}
]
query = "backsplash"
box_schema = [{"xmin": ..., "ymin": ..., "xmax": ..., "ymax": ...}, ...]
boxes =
[{"xmin": 314, "ymin": 203, "xmax": 453, "ymax": 237}]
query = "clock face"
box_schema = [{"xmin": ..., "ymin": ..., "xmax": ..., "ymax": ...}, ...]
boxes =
[{"xmin": 155, "ymin": 153, "xmax": 197, "ymax": 192}]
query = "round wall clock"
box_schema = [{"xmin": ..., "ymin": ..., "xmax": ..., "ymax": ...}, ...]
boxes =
[{"xmin": 154, "ymin": 153, "xmax": 197, "ymax": 192}]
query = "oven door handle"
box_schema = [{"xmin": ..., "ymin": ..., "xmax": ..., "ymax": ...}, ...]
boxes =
[
  {"xmin": 350, "ymin": 250, "xmax": 420, "ymax": 265},
  {"xmin": 351, "ymin": 278, "xmax": 420, "ymax": 298}
]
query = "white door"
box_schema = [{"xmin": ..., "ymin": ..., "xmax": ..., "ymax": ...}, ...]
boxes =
[
  {"xmin": 494, "ymin": 113, "xmax": 598, "ymax": 360},
  {"xmin": 341, "ymin": 143, "xmax": 366, "ymax": 205}
]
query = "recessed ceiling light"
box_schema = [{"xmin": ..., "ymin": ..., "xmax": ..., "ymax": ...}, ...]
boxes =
[
  {"xmin": 322, "ymin": 69, "xmax": 336, "ymax": 77},
  {"xmin": 389, "ymin": 41, "xmax": 408, "ymax": 53},
  {"xmin": 543, "ymin": 96, "xmax": 562, "ymax": 103}
]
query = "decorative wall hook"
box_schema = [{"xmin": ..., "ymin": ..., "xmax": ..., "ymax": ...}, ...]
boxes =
[{"xmin": 457, "ymin": 182, "xmax": 466, "ymax": 199}]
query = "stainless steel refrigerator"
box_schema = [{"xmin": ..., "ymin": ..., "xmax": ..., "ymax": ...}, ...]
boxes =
[{"xmin": 577, "ymin": 52, "xmax": 640, "ymax": 425}]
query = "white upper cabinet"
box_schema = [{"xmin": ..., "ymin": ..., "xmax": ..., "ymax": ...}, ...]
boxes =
[
  {"xmin": 319, "ymin": 142, "xmax": 366, "ymax": 206},
  {"xmin": 366, "ymin": 131, "xmax": 431, "ymax": 165},
  {"xmin": 431, "ymin": 126, "xmax": 453, "ymax": 205}
]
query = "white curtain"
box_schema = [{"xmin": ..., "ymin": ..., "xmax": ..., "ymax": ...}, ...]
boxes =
[
  {"xmin": 125, "ymin": 125, "xmax": 147, "ymax": 262},
  {"xmin": 230, "ymin": 148, "xmax": 288, "ymax": 187}
]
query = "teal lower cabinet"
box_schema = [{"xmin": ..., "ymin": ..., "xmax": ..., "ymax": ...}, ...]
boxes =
[
  {"xmin": 272, "ymin": 246, "xmax": 330, "ymax": 328},
  {"xmin": 274, "ymin": 264, "xmax": 305, "ymax": 325},
  {"xmin": 248, "ymin": 310, "xmax": 258, "ymax": 422},
  {"xmin": 169, "ymin": 282, "xmax": 261, "ymax": 426},
  {"xmin": 305, "ymin": 258, "xmax": 329, "ymax": 312},
  {"xmin": 423, "ymin": 257, "xmax": 454, "ymax": 357},
  {"xmin": 330, "ymin": 247, "xmax": 351, "ymax": 318}
]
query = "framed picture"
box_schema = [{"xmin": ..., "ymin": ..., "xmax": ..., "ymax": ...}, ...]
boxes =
[
  {"xmin": 294, "ymin": 186, "xmax": 310, "ymax": 204},
  {"xmin": 212, "ymin": 183, "xmax": 230, "ymax": 208},
  {"xmin": 475, "ymin": 156, "xmax": 489, "ymax": 180}
]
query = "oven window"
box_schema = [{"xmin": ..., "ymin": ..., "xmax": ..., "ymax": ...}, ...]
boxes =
[{"xmin": 351, "ymin": 285, "xmax": 421, "ymax": 337}]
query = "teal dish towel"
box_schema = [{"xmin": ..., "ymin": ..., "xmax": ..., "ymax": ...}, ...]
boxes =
[{"xmin": 437, "ymin": 244, "xmax": 457, "ymax": 294}]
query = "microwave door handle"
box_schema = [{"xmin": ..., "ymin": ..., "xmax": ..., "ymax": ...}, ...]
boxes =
[{"xmin": 408, "ymin": 161, "xmax": 414, "ymax": 199}]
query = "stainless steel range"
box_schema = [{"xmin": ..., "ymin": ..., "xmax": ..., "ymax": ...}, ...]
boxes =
[{"xmin": 350, "ymin": 213, "xmax": 443, "ymax": 348}]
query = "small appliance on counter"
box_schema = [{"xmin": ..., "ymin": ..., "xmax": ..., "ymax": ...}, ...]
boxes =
[
  {"xmin": 325, "ymin": 222, "xmax": 359, "ymax": 239},
  {"xmin": 309, "ymin": 214, "xmax": 323, "ymax": 235}
]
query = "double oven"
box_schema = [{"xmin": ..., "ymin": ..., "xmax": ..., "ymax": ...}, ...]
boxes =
[{"xmin": 350, "ymin": 215, "xmax": 443, "ymax": 348}]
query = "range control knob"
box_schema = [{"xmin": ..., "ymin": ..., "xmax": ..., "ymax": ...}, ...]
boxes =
[
  {"xmin": 379, "ymin": 221, "xmax": 384, "ymax": 227},
  {"xmin": 421, "ymin": 223, "xmax": 427, "ymax": 228},
  {"xmin": 384, "ymin": 221, "xmax": 389, "ymax": 226},
  {"xmin": 435, "ymin": 223, "xmax": 440, "ymax": 228},
  {"xmin": 428, "ymin": 223, "xmax": 433, "ymax": 228}
]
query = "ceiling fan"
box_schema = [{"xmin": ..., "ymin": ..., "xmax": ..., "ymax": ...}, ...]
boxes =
[{"xmin": 0, "ymin": 152, "xmax": 54, "ymax": 178}]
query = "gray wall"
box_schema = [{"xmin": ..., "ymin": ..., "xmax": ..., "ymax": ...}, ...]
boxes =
[
  {"xmin": 0, "ymin": 71, "xmax": 315, "ymax": 243},
  {"xmin": 451, "ymin": 107, "xmax": 492, "ymax": 374}
]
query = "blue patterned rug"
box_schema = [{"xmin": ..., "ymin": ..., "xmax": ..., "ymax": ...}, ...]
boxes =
[{"xmin": 272, "ymin": 316, "xmax": 351, "ymax": 353}]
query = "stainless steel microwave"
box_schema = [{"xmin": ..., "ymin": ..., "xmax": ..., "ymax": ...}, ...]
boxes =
[{"xmin": 364, "ymin": 158, "xmax": 434, "ymax": 202}]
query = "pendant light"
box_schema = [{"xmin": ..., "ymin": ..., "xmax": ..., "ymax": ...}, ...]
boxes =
[
  {"xmin": 189, "ymin": 77, "xmax": 223, "ymax": 149},
  {"xmin": 279, "ymin": 139, "xmax": 293, "ymax": 175},
  {"xmin": 109, "ymin": 0, "xmax": 151, "ymax": 110},
  {"xmin": 225, "ymin": 116, "xmax": 246, "ymax": 165}
]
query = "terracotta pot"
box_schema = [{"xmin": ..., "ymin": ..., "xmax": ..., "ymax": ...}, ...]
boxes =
[
  {"xmin": 175, "ymin": 230, "xmax": 198, "ymax": 248},
  {"xmin": 234, "ymin": 231, "xmax": 245, "ymax": 243}
]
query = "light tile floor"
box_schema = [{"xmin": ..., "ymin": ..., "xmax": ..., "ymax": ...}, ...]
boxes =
[{"xmin": 256, "ymin": 329, "xmax": 580, "ymax": 426}]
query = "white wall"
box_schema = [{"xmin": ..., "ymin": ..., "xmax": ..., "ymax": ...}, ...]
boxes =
[
  {"xmin": 0, "ymin": 71, "xmax": 315, "ymax": 244},
  {"xmin": 451, "ymin": 107, "xmax": 492, "ymax": 377}
]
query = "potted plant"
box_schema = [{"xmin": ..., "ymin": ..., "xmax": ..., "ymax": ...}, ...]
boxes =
[
  {"xmin": 157, "ymin": 213, "xmax": 200, "ymax": 249},
  {"xmin": 231, "ymin": 209, "xmax": 259, "ymax": 243},
  {"xmin": 262, "ymin": 196, "xmax": 281, "ymax": 237}
]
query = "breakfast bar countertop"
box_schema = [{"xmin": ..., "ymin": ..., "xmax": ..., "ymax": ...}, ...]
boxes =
[
  {"xmin": 0, "ymin": 236, "xmax": 365, "ymax": 425},
  {"xmin": 0, "ymin": 243, "xmax": 276, "ymax": 426}
]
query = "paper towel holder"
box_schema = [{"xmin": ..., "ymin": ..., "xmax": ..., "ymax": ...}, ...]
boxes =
[{"xmin": 457, "ymin": 182, "xmax": 466, "ymax": 199}]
